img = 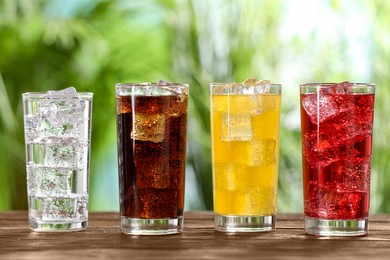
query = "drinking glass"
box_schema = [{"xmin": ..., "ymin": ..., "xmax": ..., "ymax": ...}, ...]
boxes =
[
  {"xmin": 116, "ymin": 82, "xmax": 188, "ymax": 235},
  {"xmin": 22, "ymin": 89, "xmax": 93, "ymax": 232},
  {"xmin": 210, "ymin": 81, "xmax": 281, "ymax": 232},
  {"xmin": 300, "ymin": 82, "xmax": 375, "ymax": 236}
]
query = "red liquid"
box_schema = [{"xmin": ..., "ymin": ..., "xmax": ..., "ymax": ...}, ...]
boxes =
[
  {"xmin": 116, "ymin": 95, "xmax": 187, "ymax": 219},
  {"xmin": 301, "ymin": 91, "xmax": 374, "ymax": 220}
]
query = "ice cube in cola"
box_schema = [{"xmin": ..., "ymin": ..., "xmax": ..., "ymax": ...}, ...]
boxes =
[{"xmin": 116, "ymin": 82, "xmax": 188, "ymax": 221}]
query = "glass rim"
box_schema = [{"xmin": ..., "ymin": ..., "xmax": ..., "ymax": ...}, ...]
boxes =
[
  {"xmin": 210, "ymin": 82, "xmax": 282, "ymax": 87},
  {"xmin": 22, "ymin": 92, "xmax": 93, "ymax": 99},
  {"xmin": 116, "ymin": 82, "xmax": 189, "ymax": 88},
  {"xmin": 300, "ymin": 82, "xmax": 375, "ymax": 88}
]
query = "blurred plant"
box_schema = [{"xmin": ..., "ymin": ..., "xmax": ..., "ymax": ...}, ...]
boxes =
[
  {"xmin": 1, "ymin": 0, "xmax": 390, "ymax": 214},
  {"xmin": 369, "ymin": 0, "xmax": 390, "ymax": 212},
  {"xmin": 0, "ymin": 0, "xmax": 172, "ymax": 210}
]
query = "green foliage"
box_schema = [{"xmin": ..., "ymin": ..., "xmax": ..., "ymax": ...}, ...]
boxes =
[{"xmin": 1, "ymin": 0, "xmax": 390, "ymax": 214}]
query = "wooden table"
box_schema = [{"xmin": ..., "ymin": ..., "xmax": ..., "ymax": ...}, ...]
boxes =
[{"xmin": 1, "ymin": 212, "xmax": 390, "ymax": 259}]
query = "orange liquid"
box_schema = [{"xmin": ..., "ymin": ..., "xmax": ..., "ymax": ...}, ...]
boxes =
[{"xmin": 211, "ymin": 94, "xmax": 281, "ymax": 216}]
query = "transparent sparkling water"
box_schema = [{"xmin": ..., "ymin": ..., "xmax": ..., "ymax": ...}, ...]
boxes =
[{"xmin": 23, "ymin": 89, "xmax": 92, "ymax": 231}]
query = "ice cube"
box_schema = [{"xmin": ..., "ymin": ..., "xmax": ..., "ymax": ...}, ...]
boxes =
[
  {"xmin": 218, "ymin": 187, "xmax": 276, "ymax": 215},
  {"xmin": 42, "ymin": 196, "xmax": 78, "ymax": 220},
  {"xmin": 225, "ymin": 78, "xmax": 271, "ymax": 95},
  {"xmin": 27, "ymin": 138, "xmax": 85, "ymax": 168},
  {"xmin": 337, "ymin": 81, "xmax": 353, "ymax": 94},
  {"xmin": 303, "ymin": 134, "xmax": 361, "ymax": 168},
  {"xmin": 221, "ymin": 113, "xmax": 253, "ymax": 141},
  {"xmin": 241, "ymin": 77, "xmax": 271, "ymax": 94},
  {"xmin": 131, "ymin": 113, "xmax": 166, "ymax": 143},
  {"xmin": 47, "ymin": 87, "xmax": 78, "ymax": 97},
  {"xmin": 305, "ymin": 182, "xmax": 364, "ymax": 219},
  {"xmin": 250, "ymin": 138, "xmax": 276, "ymax": 166},
  {"xmin": 214, "ymin": 163, "xmax": 237, "ymax": 190},
  {"xmin": 27, "ymin": 165, "xmax": 72, "ymax": 196},
  {"xmin": 157, "ymin": 80, "xmax": 173, "ymax": 86},
  {"xmin": 38, "ymin": 112, "xmax": 85, "ymax": 138},
  {"xmin": 226, "ymin": 83, "xmax": 242, "ymax": 94},
  {"xmin": 302, "ymin": 109, "xmax": 372, "ymax": 168},
  {"xmin": 40, "ymin": 87, "xmax": 86, "ymax": 130},
  {"xmin": 302, "ymin": 94, "xmax": 339, "ymax": 124},
  {"xmin": 42, "ymin": 195, "xmax": 88, "ymax": 221},
  {"xmin": 243, "ymin": 187, "xmax": 276, "ymax": 214},
  {"xmin": 251, "ymin": 95, "xmax": 277, "ymax": 115},
  {"xmin": 44, "ymin": 140, "xmax": 79, "ymax": 167},
  {"xmin": 302, "ymin": 82, "xmax": 359, "ymax": 125},
  {"xmin": 157, "ymin": 80, "xmax": 187, "ymax": 101},
  {"xmin": 49, "ymin": 100, "xmax": 84, "ymax": 125},
  {"xmin": 242, "ymin": 77, "xmax": 262, "ymax": 86},
  {"xmin": 214, "ymin": 162, "xmax": 276, "ymax": 194}
]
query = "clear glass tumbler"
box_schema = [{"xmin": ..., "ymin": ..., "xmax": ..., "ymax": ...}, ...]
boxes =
[
  {"xmin": 22, "ymin": 89, "xmax": 93, "ymax": 232},
  {"xmin": 300, "ymin": 82, "xmax": 375, "ymax": 236}
]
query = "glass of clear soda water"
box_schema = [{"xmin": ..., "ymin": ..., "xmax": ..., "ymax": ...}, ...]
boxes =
[{"xmin": 22, "ymin": 88, "xmax": 93, "ymax": 232}]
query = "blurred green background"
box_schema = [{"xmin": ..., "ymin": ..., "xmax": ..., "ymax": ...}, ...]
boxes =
[{"xmin": 1, "ymin": 0, "xmax": 390, "ymax": 213}]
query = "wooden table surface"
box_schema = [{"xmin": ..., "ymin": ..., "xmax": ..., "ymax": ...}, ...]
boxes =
[{"xmin": 1, "ymin": 211, "xmax": 390, "ymax": 260}]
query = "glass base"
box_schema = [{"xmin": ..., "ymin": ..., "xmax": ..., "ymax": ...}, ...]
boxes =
[
  {"xmin": 29, "ymin": 219, "xmax": 87, "ymax": 232},
  {"xmin": 305, "ymin": 216, "xmax": 368, "ymax": 236},
  {"xmin": 215, "ymin": 214, "xmax": 275, "ymax": 232},
  {"xmin": 121, "ymin": 216, "xmax": 183, "ymax": 235}
]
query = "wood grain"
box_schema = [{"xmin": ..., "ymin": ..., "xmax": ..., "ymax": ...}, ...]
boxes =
[{"xmin": 1, "ymin": 212, "xmax": 390, "ymax": 260}]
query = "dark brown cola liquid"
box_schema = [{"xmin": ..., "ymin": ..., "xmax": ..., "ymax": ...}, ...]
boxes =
[{"xmin": 116, "ymin": 94, "xmax": 187, "ymax": 219}]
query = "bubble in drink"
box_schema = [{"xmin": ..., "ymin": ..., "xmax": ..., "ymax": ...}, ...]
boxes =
[
  {"xmin": 302, "ymin": 101, "xmax": 373, "ymax": 167},
  {"xmin": 251, "ymin": 94, "xmax": 277, "ymax": 115},
  {"xmin": 27, "ymin": 165, "xmax": 72, "ymax": 195},
  {"xmin": 221, "ymin": 113, "xmax": 253, "ymax": 141},
  {"xmin": 304, "ymin": 183, "xmax": 365, "ymax": 219},
  {"xmin": 301, "ymin": 82, "xmax": 374, "ymax": 220},
  {"xmin": 40, "ymin": 195, "xmax": 88, "ymax": 221},
  {"xmin": 211, "ymin": 82, "xmax": 281, "ymax": 218},
  {"xmin": 26, "ymin": 138, "xmax": 85, "ymax": 168},
  {"xmin": 250, "ymin": 138, "xmax": 276, "ymax": 166},
  {"xmin": 134, "ymin": 159, "xmax": 171, "ymax": 189},
  {"xmin": 329, "ymin": 157, "xmax": 371, "ymax": 191},
  {"xmin": 117, "ymin": 89, "xmax": 187, "ymax": 220},
  {"xmin": 33, "ymin": 88, "xmax": 88, "ymax": 139}
]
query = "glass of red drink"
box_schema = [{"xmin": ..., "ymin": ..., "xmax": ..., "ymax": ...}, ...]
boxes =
[
  {"xmin": 116, "ymin": 82, "xmax": 188, "ymax": 235},
  {"xmin": 300, "ymin": 82, "xmax": 375, "ymax": 236}
]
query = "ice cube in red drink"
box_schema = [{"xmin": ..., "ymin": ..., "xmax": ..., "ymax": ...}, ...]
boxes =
[{"xmin": 301, "ymin": 83, "xmax": 374, "ymax": 220}]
